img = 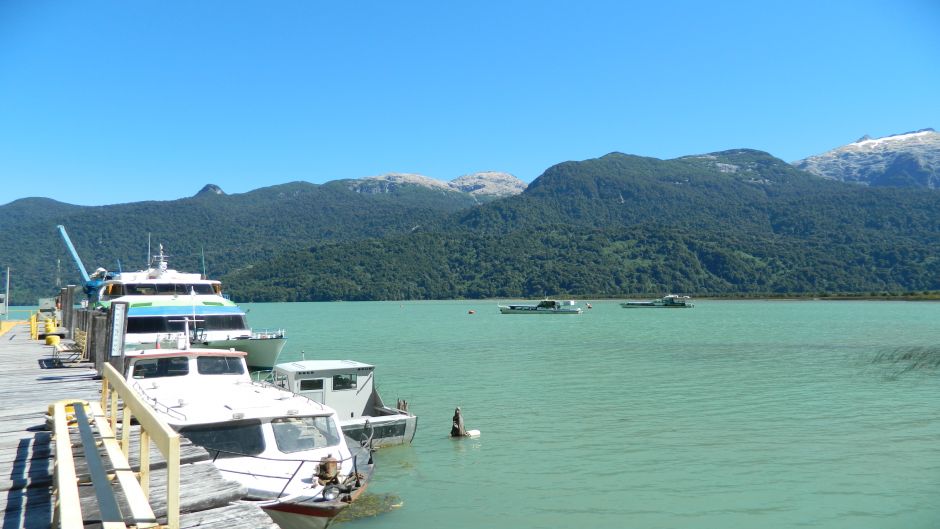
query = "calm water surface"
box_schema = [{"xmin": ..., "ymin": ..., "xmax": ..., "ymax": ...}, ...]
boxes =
[{"xmin": 242, "ymin": 300, "xmax": 940, "ymax": 529}]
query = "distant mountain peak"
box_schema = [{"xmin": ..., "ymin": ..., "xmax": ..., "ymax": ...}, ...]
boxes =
[
  {"xmin": 450, "ymin": 171, "xmax": 527, "ymax": 197},
  {"xmin": 346, "ymin": 171, "xmax": 526, "ymax": 199},
  {"xmin": 361, "ymin": 173, "xmax": 454, "ymax": 192},
  {"xmin": 793, "ymin": 128, "xmax": 940, "ymax": 188},
  {"xmin": 195, "ymin": 184, "xmax": 225, "ymax": 197}
]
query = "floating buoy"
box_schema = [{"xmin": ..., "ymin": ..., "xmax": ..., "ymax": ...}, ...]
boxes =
[
  {"xmin": 586, "ymin": 303, "xmax": 593, "ymax": 309},
  {"xmin": 468, "ymin": 310, "xmax": 476, "ymax": 314}
]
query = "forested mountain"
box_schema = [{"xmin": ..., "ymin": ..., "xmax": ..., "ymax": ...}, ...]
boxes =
[
  {"xmin": 2, "ymin": 150, "xmax": 939, "ymax": 304},
  {"xmin": 221, "ymin": 150, "xmax": 940, "ymax": 301},
  {"xmin": 0, "ymin": 180, "xmax": 488, "ymax": 304}
]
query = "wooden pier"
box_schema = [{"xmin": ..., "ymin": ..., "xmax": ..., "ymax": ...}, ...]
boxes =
[{"xmin": 0, "ymin": 322, "xmax": 278, "ymax": 529}]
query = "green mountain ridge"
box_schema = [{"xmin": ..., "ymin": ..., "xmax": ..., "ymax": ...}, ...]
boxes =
[
  {"xmin": 2, "ymin": 149, "xmax": 939, "ymax": 304},
  {"xmin": 221, "ymin": 150, "xmax": 940, "ymax": 301}
]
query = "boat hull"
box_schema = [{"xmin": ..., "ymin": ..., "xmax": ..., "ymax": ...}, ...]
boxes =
[
  {"xmin": 498, "ymin": 306, "xmax": 582, "ymax": 315},
  {"xmin": 197, "ymin": 336, "xmax": 288, "ymax": 368},
  {"xmin": 261, "ymin": 500, "xmax": 346, "ymax": 529},
  {"xmin": 260, "ymin": 465, "xmax": 372, "ymax": 529},
  {"xmin": 620, "ymin": 303, "xmax": 693, "ymax": 308},
  {"xmin": 341, "ymin": 413, "xmax": 418, "ymax": 449}
]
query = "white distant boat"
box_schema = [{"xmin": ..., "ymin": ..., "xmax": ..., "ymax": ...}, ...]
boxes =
[
  {"xmin": 123, "ymin": 347, "xmax": 371, "ymax": 529},
  {"xmin": 620, "ymin": 294, "xmax": 694, "ymax": 308},
  {"xmin": 271, "ymin": 360, "xmax": 418, "ymax": 448},
  {"xmin": 498, "ymin": 299, "xmax": 583, "ymax": 314}
]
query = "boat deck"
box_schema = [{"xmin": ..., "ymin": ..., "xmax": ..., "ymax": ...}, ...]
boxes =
[{"xmin": 0, "ymin": 322, "xmax": 278, "ymax": 529}]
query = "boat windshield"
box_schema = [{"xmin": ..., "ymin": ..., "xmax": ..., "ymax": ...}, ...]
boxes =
[
  {"xmin": 131, "ymin": 356, "xmax": 189, "ymax": 379},
  {"xmin": 179, "ymin": 420, "xmax": 265, "ymax": 458},
  {"xmin": 271, "ymin": 416, "xmax": 341, "ymax": 453},
  {"xmin": 196, "ymin": 356, "xmax": 245, "ymax": 375}
]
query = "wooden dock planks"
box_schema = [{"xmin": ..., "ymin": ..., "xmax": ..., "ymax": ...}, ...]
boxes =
[{"xmin": 0, "ymin": 323, "xmax": 278, "ymax": 529}]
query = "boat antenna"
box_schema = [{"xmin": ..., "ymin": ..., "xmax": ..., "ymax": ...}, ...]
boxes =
[
  {"xmin": 201, "ymin": 246, "xmax": 207, "ymax": 279},
  {"xmin": 147, "ymin": 233, "xmax": 151, "ymax": 267},
  {"xmin": 116, "ymin": 259, "xmax": 123, "ymax": 274}
]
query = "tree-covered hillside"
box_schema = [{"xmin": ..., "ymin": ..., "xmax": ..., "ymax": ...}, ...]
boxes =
[
  {"xmin": 223, "ymin": 151, "xmax": 940, "ymax": 301},
  {"xmin": 0, "ymin": 181, "xmax": 475, "ymax": 304},
  {"xmin": 3, "ymin": 150, "xmax": 939, "ymax": 304}
]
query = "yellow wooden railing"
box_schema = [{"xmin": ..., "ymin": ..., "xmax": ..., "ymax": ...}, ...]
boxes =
[{"xmin": 52, "ymin": 364, "xmax": 180, "ymax": 529}]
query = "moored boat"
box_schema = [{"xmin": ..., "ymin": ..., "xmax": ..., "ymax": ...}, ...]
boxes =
[
  {"xmin": 123, "ymin": 347, "xmax": 372, "ymax": 529},
  {"xmin": 91, "ymin": 246, "xmax": 287, "ymax": 367},
  {"xmin": 620, "ymin": 294, "xmax": 694, "ymax": 308},
  {"xmin": 271, "ymin": 360, "xmax": 417, "ymax": 448},
  {"xmin": 498, "ymin": 299, "xmax": 583, "ymax": 314}
]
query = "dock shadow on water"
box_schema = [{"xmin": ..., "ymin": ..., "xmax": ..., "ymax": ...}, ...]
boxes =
[
  {"xmin": 870, "ymin": 346, "xmax": 940, "ymax": 379},
  {"xmin": 333, "ymin": 492, "xmax": 404, "ymax": 523}
]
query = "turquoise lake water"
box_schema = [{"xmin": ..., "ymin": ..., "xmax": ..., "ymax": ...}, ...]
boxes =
[{"xmin": 241, "ymin": 300, "xmax": 940, "ymax": 529}]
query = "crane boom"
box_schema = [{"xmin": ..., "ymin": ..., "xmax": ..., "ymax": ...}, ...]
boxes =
[{"xmin": 56, "ymin": 225, "xmax": 91, "ymax": 284}]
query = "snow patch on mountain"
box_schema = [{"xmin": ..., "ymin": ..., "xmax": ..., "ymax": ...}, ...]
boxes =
[{"xmin": 793, "ymin": 128, "xmax": 940, "ymax": 188}]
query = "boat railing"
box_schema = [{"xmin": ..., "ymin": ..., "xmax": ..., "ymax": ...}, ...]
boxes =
[
  {"xmin": 251, "ymin": 328, "xmax": 286, "ymax": 339},
  {"xmin": 130, "ymin": 381, "xmax": 189, "ymax": 422},
  {"xmin": 203, "ymin": 444, "xmax": 371, "ymax": 499}
]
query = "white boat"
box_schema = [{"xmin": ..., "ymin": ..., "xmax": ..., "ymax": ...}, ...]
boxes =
[
  {"xmin": 123, "ymin": 347, "xmax": 372, "ymax": 529},
  {"xmin": 620, "ymin": 294, "xmax": 694, "ymax": 308},
  {"xmin": 92, "ymin": 246, "xmax": 287, "ymax": 367},
  {"xmin": 498, "ymin": 299, "xmax": 583, "ymax": 314},
  {"xmin": 271, "ymin": 360, "xmax": 417, "ymax": 448}
]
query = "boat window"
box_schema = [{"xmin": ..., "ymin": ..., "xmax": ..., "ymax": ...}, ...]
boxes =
[
  {"xmin": 272, "ymin": 416, "xmax": 341, "ymax": 453},
  {"xmin": 127, "ymin": 315, "xmax": 249, "ymax": 334},
  {"xmin": 126, "ymin": 284, "xmax": 158, "ymax": 296},
  {"xmin": 131, "ymin": 357, "xmax": 189, "ymax": 378},
  {"xmin": 332, "ymin": 374, "xmax": 357, "ymax": 391},
  {"xmin": 300, "ymin": 379, "xmax": 324, "ymax": 391},
  {"xmin": 201, "ymin": 315, "xmax": 249, "ymax": 331},
  {"xmin": 179, "ymin": 420, "xmax": 265, "ymax": 458},
  {"xmin": 196, "ymin": 356, "xmax": 245, "ymax": 375}
]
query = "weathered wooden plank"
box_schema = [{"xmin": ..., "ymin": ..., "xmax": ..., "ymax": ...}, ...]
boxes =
[
  {"xmin": 180, "ymin": 502, "xmax": 279, "ymax": 529},
  {"xmin": 0, "ymin": 322, "xmax": 275, "ymax": 529}
]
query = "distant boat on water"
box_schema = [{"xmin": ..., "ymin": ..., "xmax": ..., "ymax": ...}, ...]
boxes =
[
  {"xmin": 498, "ymin": 299, "xmax": 583, "ymax": 314},
  {"xmin": 620, "ymin": 294, "xmax": 694, "ymax": 308}
]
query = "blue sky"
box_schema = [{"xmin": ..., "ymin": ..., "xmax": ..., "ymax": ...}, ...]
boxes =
[{"xmin": 1, "ymin": 1, "xmax": 938, "ymax": 206}]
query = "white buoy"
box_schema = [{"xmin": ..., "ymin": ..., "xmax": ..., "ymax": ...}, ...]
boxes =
[{"xmin": 466, "ymin": 429, "xmax": 481, "ymax": 438}]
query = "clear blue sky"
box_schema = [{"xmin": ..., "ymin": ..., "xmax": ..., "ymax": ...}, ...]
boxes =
[{"xmin": 1, "ymin": 1, "xmax": 938, "ymax": 206}]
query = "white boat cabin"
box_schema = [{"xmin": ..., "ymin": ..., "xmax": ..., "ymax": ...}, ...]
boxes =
[{"xmin": 271, "ymin": 360, "xmax": 417, "ymax": 447}]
